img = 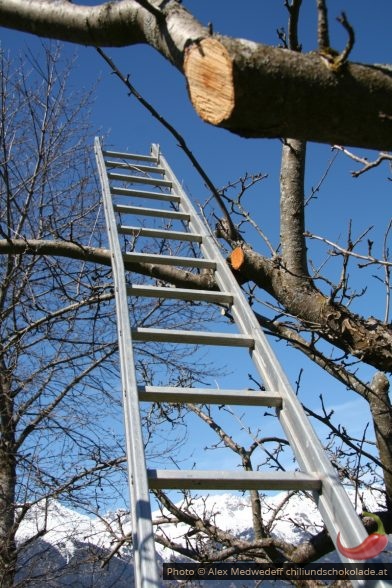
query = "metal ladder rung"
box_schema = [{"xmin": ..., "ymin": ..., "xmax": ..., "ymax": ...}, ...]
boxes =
[
  {"xmin": 119, "ymin": 226, "xmax": 202, "ymax": 242},
  {"xmin": 114, "ymin": 204, "xmax": 190, "ymax": 221},
  {"xmin": 132, "ymin": 327, "xmax": 254, "ymax": 347},
  {"xmin": 108, "ymin": 172, "xmax": 172, "ymax": 188},
  {"xmin": 111, "ymin": 186, "xmax": 180, "ymax": 202},
  {"xmin": 123, "ymin": 252, "xmax": 216, "ymax": 269},
  {"xmin": 105, "ymin": 160, "xmax": 165, "ymax": 175},
  {"xmin": 127, "ymin": 284, "xmax": 233, "ymax": 304},
  {"xmin": 148, "ymin": 469, "xmax": 322, "ymax": 491},
  {"xmin": 103, "ymin": 149, "xmax": 158, "ymax": 163},
  {"xmin": 138, "ymin": 386, "xmax": 282, "ymax": 407}
]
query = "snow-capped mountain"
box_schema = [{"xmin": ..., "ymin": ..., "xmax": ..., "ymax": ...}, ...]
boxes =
[{"xmin": 15, "ymin": 488, "xmax": 387, "ymax": 586}]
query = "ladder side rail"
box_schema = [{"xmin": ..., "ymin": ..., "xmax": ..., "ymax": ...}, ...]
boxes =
[
  {"xmin": 95, "ymin": 138, "xmax": 160, "ymax": 588},
  {"xmin": 153, "ymin": 146, "xmax": 370, "ymax": 562}
]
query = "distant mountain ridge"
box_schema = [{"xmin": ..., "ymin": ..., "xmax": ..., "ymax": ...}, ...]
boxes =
[{"xmin": 15, "ymin": 489, "xmax": 387, "ymax": 586}]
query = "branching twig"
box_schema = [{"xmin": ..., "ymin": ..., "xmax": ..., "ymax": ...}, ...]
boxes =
[
  {"xmin": 333, "ymin": 145, "xmax": 392, "ymax": 177},
  {"xmin": 284, "ymin": 0, "xmax": 303, "ymax": 52},
  {"xmin": 305, "ymin": 149, "xmax": 339, "ymax": 205},
  {"xmin": 304, "ymin": 403, "xmax": 381, "ymax": 470},
  {"xmin": 336, "ymin": 12, "xmax": 355, "ymax": 66},
  {"xmin": 252, "ymin": 308, "xmax": 372, "ymax": 400},
  {"xmin": 304, "ymin": 231, "xmax": 392, "ymax": 268}
]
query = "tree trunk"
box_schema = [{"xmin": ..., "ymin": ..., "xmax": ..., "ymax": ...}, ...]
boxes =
[
  {"xmin": 369, "ymin": 372, "xmax": 392, "ymax": 508},
  {"xmin": 0, "ymin": 369, "xmax": 17, "ymax": 588}
]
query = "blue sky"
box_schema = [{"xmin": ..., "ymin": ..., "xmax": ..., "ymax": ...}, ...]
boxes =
[{"xmin": 1, "ymin": 2, "xmax": 391, "ymax": 487}]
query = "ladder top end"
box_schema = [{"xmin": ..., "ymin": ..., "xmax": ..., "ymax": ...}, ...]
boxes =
[{"xmin": 151, "ymin": 143, "xmax": 160, "ymax": 163}]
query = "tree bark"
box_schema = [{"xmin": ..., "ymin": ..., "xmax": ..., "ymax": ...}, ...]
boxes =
[
  {"xmin": 229, "ymin": 245, "xmax": 392, "ymax": 373},
  {"xmin": 369, "ymin": 372, "xmax": 392, "ymax": 508},
  {"xmin": 279, "ymin": 139, "xmax": 308, "ymax": 277},
  {"xmin": 1, "ymin": 0, "xmax": 392, "ymax": 149},
  {"xmin": 0, "ymin": 368, "xmax": 17, "ymax": 588}
]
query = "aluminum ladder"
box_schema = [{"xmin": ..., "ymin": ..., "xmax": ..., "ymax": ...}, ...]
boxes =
[{"xmin": 94, "ymin": 137, "xmax": 387, "ymax": 588}]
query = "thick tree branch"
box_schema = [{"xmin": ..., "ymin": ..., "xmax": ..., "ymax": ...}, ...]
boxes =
[
  {"xmin": 153, "ymin": 489, "xmax": 290, "ymax": 562},
  {"xmin": 0, "ymin": 238, "xmax": 216, "ymax": 290},
  {"xmin": 1, "ymin": 1, "xmax": 392, "ymax": 149},
  {"xmin": 254, "ymin": 312, "xmax": 373, "ymax": 400},
  {"xmin": 229, "ymin": 246, "xmax": 392, "ymax": 373},
  {"xmin": 3, "ymin": 237, "xmax": 392, "ymax": 373},
  {"xmin": 368, "ymin": 372, "xmax": 392, "ymax": 507},
  {"xmin": 290, "ymin": 511, "xmax": 392, "ymax": 564}
]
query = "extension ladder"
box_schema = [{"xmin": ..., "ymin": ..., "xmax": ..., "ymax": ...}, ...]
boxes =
[{"xmin": 94, "ymin": 137, "xmax": 386, "ymax": 588}]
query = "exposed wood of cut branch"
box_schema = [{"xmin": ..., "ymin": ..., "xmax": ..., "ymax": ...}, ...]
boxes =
[
  {"xmin": 184, "ymin": 38, "xmax": 234, "ymax": 125},
  {"xmin": 230, "ymin": 246, "xmax": 245, "ymax": 271},
  {"xmin": 189, "ymin": 35, "xmax": 392, "ymax": 150}
]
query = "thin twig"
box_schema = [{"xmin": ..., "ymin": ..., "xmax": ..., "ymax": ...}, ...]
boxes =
[
  {"xmin": 305, "ymin": 149, "xmax": 339, "ymax": 205},
  {"xmin": 96, "ymin": 48, "xmax": 240, "ymax": 241},
  {"xmin": 354, "ymin": 423, "xmax": 369, "ymax": 511},
  {"xmin": 336, "ymin": 12, "xmax": 355, "ymax": 66},
  {"xmin": 304, "ymin": 231, "xmax": 392, "ymax": 268},
  {"xmin": 333, "ymin": 145, "xmax": 392, "ymax": 177}
]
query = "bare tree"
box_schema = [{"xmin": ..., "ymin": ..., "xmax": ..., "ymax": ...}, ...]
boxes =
[
  {"xmin": 0, "ymin": 43, "xmax": 122, "ymax": 587},
  {"xmin": 0, "ymin": 44, "xmax": 219, "ymax": 587}
]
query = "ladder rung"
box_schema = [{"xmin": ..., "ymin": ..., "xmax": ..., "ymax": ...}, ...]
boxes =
[
  {"xmin": 111, "ymin": 186, "xmax": 180, "ymax": 202},
  {"xmin": 105, "ymin": 160, "xmax": 165, "ymax": 175},
  {"xmin": 119, "ymin": 226, "xmax": 202, "ymax": 242},
  {"xmin": 138, "ymin": 386, "xmax": 282, "ymax": 407},
  {"xmin": 132, "ymin": 328, "xmax": 254, "ymax": 347},
  {"xmin": 123, "ymin": 252, "xmax": 216, "ymax": 269},
  {"xmin": 127, "ymin": 284, "xmax": 233, "ymax": 304},
  {"xmin": 114, "ymin": 204, "xmax": 190, "ymax": 221},
  {"xmin": 109, "ymin": 172, "xmax": 172, "ymax": 188},
  {"xmin": 103, "ymin": 149, "xmax": 158, "ymax": 163},
  {"xmin": 147, "ymin": 469, "xmax": 322, "ymax": 491}
]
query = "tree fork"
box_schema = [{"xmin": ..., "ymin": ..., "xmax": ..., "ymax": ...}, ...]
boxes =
[{"xmin": 229, "ymin": 246, "xmax": 392, "ymax": 373}]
